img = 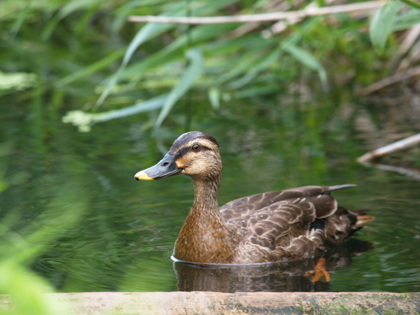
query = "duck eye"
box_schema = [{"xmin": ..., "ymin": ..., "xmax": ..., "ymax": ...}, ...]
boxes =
[{"xmin": 192, "ymin": 144, "xmax": 200, "ymax": 152}]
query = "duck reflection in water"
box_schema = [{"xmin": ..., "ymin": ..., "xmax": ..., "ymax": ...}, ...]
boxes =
[
  {"xmin": 173, "ymin": 238, "xmax": 373, "ymax": 292},
  {"xmin": 135, "ymin": 131, "xmax": 374, "ymax": 289}
]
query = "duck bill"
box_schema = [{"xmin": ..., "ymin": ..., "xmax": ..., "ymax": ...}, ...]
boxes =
[{"xmin": 134, "ymin": 153, "xmax": 181, "ymax": 181}]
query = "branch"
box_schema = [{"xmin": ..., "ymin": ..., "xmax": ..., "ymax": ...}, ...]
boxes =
[
  {"xmin": 399, "ymin": 0, "xmax": 420, "ymax": 9},
  {"xmin": 128, "ymin": 1, "xmax": 389, "ymax": 24},
  {"xmin": 358, "ymin": 66, "xmax": 420, "ymax": 95},
  {"xmin": 357, "ymin": 133, "xmax": 420, "ymax": 162},
  {"xmin": 359, "ymin": 162, "xmax": 420, "ymax": 181}
]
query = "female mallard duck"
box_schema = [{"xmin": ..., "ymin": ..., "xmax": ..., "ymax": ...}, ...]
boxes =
[{"xmin": 135, "ymin": 131, "xmax": 373, "ymax": 265}]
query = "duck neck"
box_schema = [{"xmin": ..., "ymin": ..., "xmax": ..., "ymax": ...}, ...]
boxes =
[
  {"xmin": 174, "ymin": 174, "xmax": 237, "ymax": 263},
  {"xmin": 191, "ymin": 176, "xmax": 221, "ymax": 216}
]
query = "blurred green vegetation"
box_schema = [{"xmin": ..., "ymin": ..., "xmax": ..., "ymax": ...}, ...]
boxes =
[
  {"xmin": 1, "ymin": 0, "xmax": 420, "ymax": 312},
  {"xmin": 2, "ymin": 0, "xmax": 419, "ymax": 134},
  {"xmin": 0, "ymin": 144, "xmax": 86, "ymax": 315}
]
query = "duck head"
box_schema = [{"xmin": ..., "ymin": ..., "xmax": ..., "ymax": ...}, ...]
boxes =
[{"xmin": 135, "ymin": 131, "xmax": 222, "ymax": 181}]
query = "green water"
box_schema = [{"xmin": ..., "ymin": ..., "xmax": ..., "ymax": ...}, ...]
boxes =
[{"xmin": 1, "ymin": 97, "xmax": 419, "ymax": 292}]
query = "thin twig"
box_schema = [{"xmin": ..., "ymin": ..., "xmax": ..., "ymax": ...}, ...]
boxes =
[
  {"xmin": 128, "ymin": 1, "xmax": 389, "ymax": 24},
  {"xmin": 357, "ymin": 133, "xmax": 420, "ymax": 162},
  {"xmin": 359, "ymin": 162, "xmax": 420, "ymax": 181},
  {"xmin": 399, "ymin": 0, "xmax": 420, "ymax": 9},
  {"xmin": 261, "ymin": 2, "xmax": 318, "ymax": 38},
  {"xmin": 230, "ymin": 0, "xmax": 292, "ymax": 38},
  {"xmin": 358, "ymin": 66, "xmax": 420, "ymax": 95},
  {"xmin": 390, "ymin": 25, "xmax": 420, "ymax": 72},
  {"xmin": 397, "ymin": 34, "xmax": 420, "ymax": 72}
]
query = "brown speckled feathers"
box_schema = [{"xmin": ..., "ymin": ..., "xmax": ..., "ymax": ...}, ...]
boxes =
[
  {"xmin": 135, "ymin": 131, "xmax": 374, "ymax": 264},
  {"xmin": 220, "ymin": 185, "xmax": 370, "ymax": 263}
]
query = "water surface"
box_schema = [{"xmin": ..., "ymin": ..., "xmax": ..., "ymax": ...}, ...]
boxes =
[{"xmin": 1, "ymin": 97, "xmax": 419, "ymax": 292}]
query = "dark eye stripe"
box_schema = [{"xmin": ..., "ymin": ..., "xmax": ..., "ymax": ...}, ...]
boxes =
[
  {"xmin": 200, "ymin": 145, "xmax": 211, "ymax": 151},
  {"xmin": 175, "ymin": 145, "xmax": 212, "ymax": 160}
]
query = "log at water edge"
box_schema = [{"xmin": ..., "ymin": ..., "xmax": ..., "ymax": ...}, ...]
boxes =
[{"xmin": 1, "ymin": 291, "xmax": 419, "ymax": 315}]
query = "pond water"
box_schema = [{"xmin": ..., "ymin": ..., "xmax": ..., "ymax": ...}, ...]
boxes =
[{"xmin": 1, "ymin": 96, "xmax": 420, "ymax": 293}]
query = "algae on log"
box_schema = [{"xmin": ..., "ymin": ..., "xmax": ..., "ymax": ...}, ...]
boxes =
[{"xmin": 0, "ymin": 292, "xmax": 419, "ymax": 314}]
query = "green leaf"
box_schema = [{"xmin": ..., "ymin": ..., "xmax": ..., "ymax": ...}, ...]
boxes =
[
  {"xmin": 96, "ymin": 0, "xmax": 239, "ymax": 107},
  {"xmin": 399, "ymin": 0, "xmax": 420, "ymax": 9},
  {"xmin": 56, "ymin": 48, "xmax": 125, "ymax": 87},
  {"xmin": 370, "ymin": 1, "xmax": 401, "ymax": 55},
  {"xmin": 96, "ymin": 9, "xmax": 182, "ymax": 106},
  {"xmin": 58, "ymin": 0, "xmax": 102, "ymax": 19},
  {"xmin": 62, "ymin": 95, "xmax": 167, "ymax": 132},
  {"xmin": 215, "ymin": 40, "xmax": 271, "ymax": 86},
  {"xmin": 392, "ymin": 8, "xmax": 420, "ymax": 32},
  {"xmin": 123, "ymin": 23, "xmax": 174, "ymax": 68},
  {"xmin": 228, "ymin": 48, "xmax": 282, "ymax": 90},
  {"xmin": 282, "ymin": 43, "xmax": 328, "ymax": 90},
  {"xmin": 10, "ymin": 0, "xmax": 31, "ymax": 39},
  {"xmin": 235, "ymin": 85, "xmax": 278, "ymax": 98},
  {"xmin": 154, "ymin": 48, "xmax": 204, "ymax": 132},
  {"xmin": 96, "ymin": 94, "xmax": 167, "ymax": 123},
  {"xmin": 208, "ymin": 88, "xmax": 220, "ymax": 111}
]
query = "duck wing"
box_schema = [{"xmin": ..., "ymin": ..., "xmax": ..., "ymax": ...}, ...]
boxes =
[{"xmin": 220, "ymin": 185, "xmax": 357, "ymax": 251}]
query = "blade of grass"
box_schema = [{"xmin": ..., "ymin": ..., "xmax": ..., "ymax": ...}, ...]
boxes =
[
  {"xmin": 56, "ymin": 48, "xmax": 125, "ymax": 88},
  {"xmin": 97, "ymin": 0, "xmax": 238, "ymax": 106},
  {"xmin": 370, "ymin": 0, "xmax": 401, "ymax": 55},
  {"xmin": 392, "ymin": 8, "xmax": 420, "ymax": 32},
  {"xmin": 96, "ymin": 94, "xmax": 167, "ymax": 123},
  {"xmin": 122, "ymin": 23, "xmax": 237, "ymax": 85},
  {"xmin": 208, "ymin": 88, "xmax": 220, "ymax": 110},
  {"xmin": 96, "ymin": 10, "xmax": 182, "ymax": 107},
  {"xmin": 282, "ymin": 42, "xmax": 328, "ymax": 91},
  {"xmin": 10, "ymin": 0, "xmax": 31, "ymax": 39},
  {"xmin": 227, "ymin": 47, "xmax": 282, "ymax": 89},
  {"xmin": 153, "ymin": 48, "xmax": 204, "ymax": 132},
  {"xmin": 58, "ymin": 0, "xmax": 102, "ymax": 20},
  {"xmin": 62, "ymin": 94, "xmax": 167, "ymax": 132}
]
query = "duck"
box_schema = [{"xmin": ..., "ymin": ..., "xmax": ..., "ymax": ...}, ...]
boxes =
[{"xmin": 134, "ymin": 131, "xmax": 374, "ymax": 265}]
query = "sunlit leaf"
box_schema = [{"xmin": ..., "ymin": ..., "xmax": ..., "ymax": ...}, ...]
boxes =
[
  {"xmin": 370, "ymin": 1, "xmax": 401, "ymax": 55},
  {"xmin": 96, "ymin": 6, "xmax": 187, "ymax": 107},
  {"xmin": 0, "ymin": 71, "xmax": 37, "ymax": 91},
  {"xmin": 154, "ymin": 48, "xmax": 204, "ymax": 131},
  {"xmin": 282, "ymin": 43, "xmax": 328, "ymax": 90},
  {"xmin": 392, "ymin": 8, "xmax": 420, "ymax": 32},
  {"xmin": 96, "ymin": 21, "xmax": 174, "ymax": 106},
  {"xmin": 96, "ymin": 94, "xmax": 167, "ymax": 123},
  {"xmin": 122, "ymin": 23, "xmax": 237, "ymax": 85},
  {"xmin": 123, "ymin": 23, "xmax": 174, "ymax": 68},
  {"xmin": 58, "ymin": 0, "xmax": 102, "ymax": 19},
  {"xmin": 208, "ymin": 88, "xmax": 220, "ymax": 110},
  {"xmin": 96, "ymin": 0, "xmax": 245, "ymax": 107},
  {"xmin": 0, "ymin": 263, "xmax": 56, "ymax": 315},
  {"xmin": 63, "ymin": 95, "xmax": 167, "ymax": 132}
]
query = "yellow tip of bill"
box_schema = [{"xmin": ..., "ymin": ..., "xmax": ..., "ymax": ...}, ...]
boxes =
[{"xmin": 134, "ymin": 171, "xmax": 154, "ymax": 181}]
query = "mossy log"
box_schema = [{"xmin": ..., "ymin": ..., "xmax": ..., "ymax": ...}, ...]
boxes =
[{"xmin": 2, "ymin": 292, "xmax": 419, "ymax": 315}]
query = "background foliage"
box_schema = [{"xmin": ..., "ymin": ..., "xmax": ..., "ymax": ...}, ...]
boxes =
[
  {"xmin": 3, "ymin": 0, "xmax": 419, "ymax": 135},
  {"xmin": 1, "ymin": 0, "xmax": 420, "ymax": 312}
]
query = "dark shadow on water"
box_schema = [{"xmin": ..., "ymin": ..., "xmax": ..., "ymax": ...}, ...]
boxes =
[{"xmin": 174, "ymin": 238, "xmax": 373, "ymax": 292}]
